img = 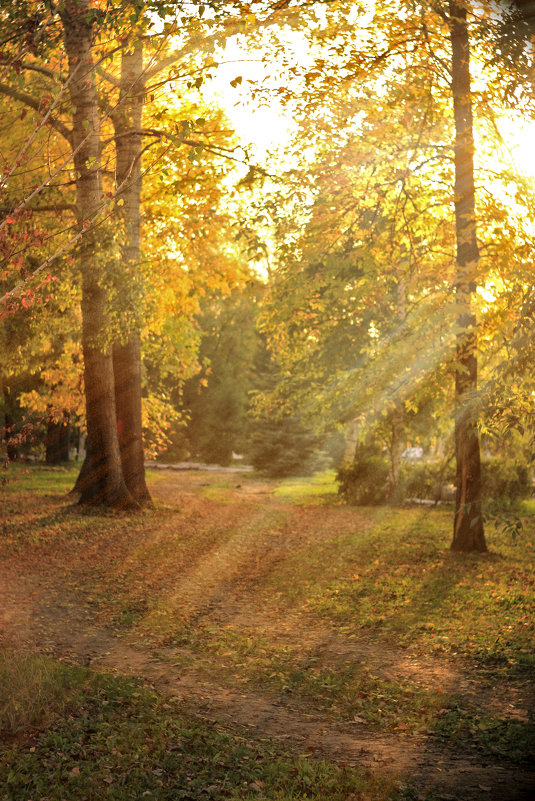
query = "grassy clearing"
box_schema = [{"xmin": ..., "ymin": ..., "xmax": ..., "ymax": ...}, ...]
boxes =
[
  {"xmin": 161, "ymin": 622, "xmax": 447, "ymax": 734},
  {"xmin": 2, "ymin": 466, "xmax": 534, "ymax": 676},
  {"xmin": 303, "ymin": 507, "xmax": 535, "ymax": 669},
  {"xmin": 0, "ymin": 653, "xmax": 400, "ymax": 801},
  {"xmin": 1, "ymin": 465, "xmax": 534, "ymax": 777},
  {"xmin": 273, "ymin": 471, "xmax": 339, "ymax": 504}
]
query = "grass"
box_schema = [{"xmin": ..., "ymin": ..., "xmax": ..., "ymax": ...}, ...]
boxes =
[
  {"xmin": 2, "ymin": 466, "xmax": 534, "ymax": 676},
  {"xmin": 1, "ymin": 461, "xmax": 79, "ymax": 494},
  {"xmin": 1, "ymin": 464, "xmax": 534, "ymax": 791},
  {"xmin": 435, "ymin": 700, "xmax": 535, "ymax": 764},
  {"xmin": 304, "ymin": 507, "xmax": 535, "ymax": 668},
  {"xmin": 273, "ymin": 470, "xmax": 339, "ymax": 504},
  {"xmin": 160, "ymin": 622, "xmax": 447, "ymax": 733},
  {"xmin": 0, "ymin": 651, "xmax": 88, "ymax": 737},
  {"xmin": 0, "ymin": 652, "xmax": 399, "ymax": 801}
]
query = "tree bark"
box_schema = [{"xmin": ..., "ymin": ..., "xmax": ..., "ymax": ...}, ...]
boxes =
[
  {"xmin": 111, "ymin": 41, "xmax": 151, "ymax": 504},
  {"xmin": 448, "ymin": 0, "xmax": 486, "ymax": 552},
  {"xmin": 60, "ymin": 1, "xmax": 134, "ymax": 508},
  {"xmin": 343, "ymin": 419, "xmax": 359, "ymax": 463},
  {"xmin": 388, "ymin": 405, "xmax": 404, "ymax": 500},
  {"xmin": 3, "ymin": 411, "xmax": 17, "ymax": 461},
  {"xmin": 45, "ymin": 415, "xmax": 70, "ymax": 463},
  {"xmin": 113, "ymin": 337, "xmax": 150, "ymax": 502},
  {"xmin": 388, "ymin": 276, "xmax": 407, "ymax": 501}
]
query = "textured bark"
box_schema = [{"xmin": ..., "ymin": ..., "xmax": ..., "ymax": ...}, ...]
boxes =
[
  {"xmin": 111, "ymin": 41, "xmax": 151, "ymax": 504},
  {"xmin": 388, "ymin": 406, "xmax": 404, "ymax": 500},
  {"xmin": 45, "ymin": 418, "xmax": 70, "ymax": 463},
  {"xmin": 113, "ymin": 337, "xmax": 150, "ymax": 502},
  {"xmin": 3, "ymin": 412, "xmax": 17, "ymax": 461},
  {"xmin": 60, "ymin": 1, "xmax": 133, "ymax": 508},
  {"xmin": 343, "ymin": 419, "xmax": 359, "ymax": 463},
  {"xmin": 449, "ymin": 1, "xmax": 486, "ymax": 552},
  {"xmin": 388, "ymin": 277, "xmax": 407, "ymax": 500}
]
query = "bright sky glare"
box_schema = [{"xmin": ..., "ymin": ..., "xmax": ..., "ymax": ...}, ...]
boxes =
[
  {"xmin": 498, "ymin": 116, "xmax": 535, "ymax": 181},
  {"xmin": 204, "ymin": 46, "xmax": 535, "ymax": 191},
  {"xmin": 201, "ymin": 35, "xmax": 306, "ymax": 162},
  {"xmin": 201, "ymin": 2, "xmax": 376, "ymax": 163}
]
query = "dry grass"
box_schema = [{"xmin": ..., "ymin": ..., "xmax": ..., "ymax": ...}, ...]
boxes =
[{"xmin": 0, "ymin": 649, "xmax": 86, "ymax": 738}]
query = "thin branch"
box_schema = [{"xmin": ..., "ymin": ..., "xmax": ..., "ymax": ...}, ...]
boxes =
[
  {"xmin": 0, "ymin": 83, "xmax": 72, "ymax": 144},
  {"xmin": 0, "ymin": 204, "xmax": 75, "ymax": 213},
  {"xmin": 96, "ymin": 65, "xmax": 121, "ymax": 88},
  {"xmin": 0, "ymin": 59, "xmax": 62, "ymax": 81}
]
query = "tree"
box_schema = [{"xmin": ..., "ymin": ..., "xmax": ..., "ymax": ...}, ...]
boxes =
[
  {"xmin": 111, "ymin": 40, "xmax": 150, "ymax": 502},
  {"xmin": 0, "ymin": 1, "xmax": 135, "ymax": 504},
  {"xmin": 181, "ymin": 285, "xmax": 261, "ymax": 465},
  {"xmin": 59, "ymin": 0, "xmax": 134, "ymax": 507},
  {"xmin": 257, "ymin": 8, "xmax": 459, "ymax": 493},
  {"xmin": 448, "ymin": 0, "xmax": 486, "ymax": 551},
  {"xmin": 253, "ymin": 0, "xmax": 533, "ymax": 544},
  {"xmin": 1, "ymin": 0, "xmax": 307, "ymax": 502}
]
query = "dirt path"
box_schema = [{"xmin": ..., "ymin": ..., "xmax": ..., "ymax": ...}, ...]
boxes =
[{"xmin": 1, "ymin": 472, "xmax": 534, "ymax": 800}]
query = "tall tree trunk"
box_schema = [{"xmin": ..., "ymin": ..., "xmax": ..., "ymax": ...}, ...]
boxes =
[
  {"xmin": 60, "ymin": 0, "xmax": 133, "ymax": 508},
  {"xmin": 111, "ymin": 41, "xmax": 151, "ymax": 504},
  {"xmin": 388, "ymin": 406, "xmax": 404, "ymax": 500},
  {"xmin": 448, "ymin": 0, "xmax": 486, "ymax": 552},
  {"xmin": 388, "ymin": 276, "xmax": 407, "ymax": 500},
  {"xmin": 3, "ymin": 405, "xmax": 17, "ymax": 461},
  {"xmin": 343, "ymin": 419, "xmax": 359, "ymax": 463},
  {"xmin": 45, "ymin": 413, "xmax": 70, "ymax": 463}
]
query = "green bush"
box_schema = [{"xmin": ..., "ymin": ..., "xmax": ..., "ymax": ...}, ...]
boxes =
[
  {"xmin": 401, "ymin": 457, "xmax": 532, "ymax": 504},
  {"xmin": 249, "ymin": 414, "xmax": 321, "ymax": 477},
  {"xmin": 402, "ymin": 461, "xmax": 455, "ymax": 501},
  {"xmin": 481, "ymin": 458, "xmax": 532, "ymax": 504},
  {"xmin": 336, "ymin": 447, "xmax": 390, "ymax": 505}
]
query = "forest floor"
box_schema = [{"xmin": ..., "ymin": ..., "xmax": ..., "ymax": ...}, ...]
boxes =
[{"xmin": 0, "ymin": 465, "xmax": 534, "ymax": 801}]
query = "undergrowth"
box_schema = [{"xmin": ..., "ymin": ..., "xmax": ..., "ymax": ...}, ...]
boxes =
[{"xmin": 0, "ymin": 655, "xmax": 400, "ymax": 801}]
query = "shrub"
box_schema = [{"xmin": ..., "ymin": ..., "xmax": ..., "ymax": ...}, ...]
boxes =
[
  {"xmin": 401, "ymin": 457, "xmax": 532, "ymax": 505},
  {"xmin": 481, "ymin": 458, "xmax": 532, "ymax": 504},
  {"xmin": 402, "ymin": 461, "xmax": 455, "ymax": 501},
  {"xmin": 249, "ymin": 414, "xmax": 321, "ymax": 477},
  {"xmin": 336, "ymin": 446, "xmax": 390, "ymax": 505}
]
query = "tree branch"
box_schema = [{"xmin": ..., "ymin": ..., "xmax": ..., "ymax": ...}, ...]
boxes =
[
  {"xmin": 0, "ymin": 59, "xmax": 62, "ymax": 81},
  {"xmin": 96, "ymin": 65, "xmax": 121, "ymax": 88},
  {"xmin": 0, "ymin": 83, "xmax": 72, "ymax": 144},
  {"xmin": 0, "ymin": 204, "xmax": 76, "ymax": 214}
]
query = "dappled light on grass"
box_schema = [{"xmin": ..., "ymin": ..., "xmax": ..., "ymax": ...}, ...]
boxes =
[
  {"xmin": 307, "ymin": 509, "xmax": 535, "ymax": 668},
  {"xmin": 273, "ymin": 471, "xmax": 339, "ymax": 504},
  {"xmin": 1, "ymin": 467, "xmax": 534, "ymax": 796},
  {"xmin": 1, "ymin": 668, "xmax": 397, "ymax": 801}
]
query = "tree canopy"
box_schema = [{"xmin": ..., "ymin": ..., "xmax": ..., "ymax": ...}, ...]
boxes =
[{"xmin": 1, "ymin": 0, "xmax": 534, "ymax": 550}]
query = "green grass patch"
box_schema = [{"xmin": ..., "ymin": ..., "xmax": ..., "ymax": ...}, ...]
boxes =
[
  {"xmin": 302, "ymin": 507, "xmax": 535, "ymax": 668},
  {"xmin": 0, "ymin": 662, "xmax": 401, "ymax": 801},
  {"xmin": 435, "ymin": 700, "xmax": 535, "ymax": 764},
  {"xmin": 273, "ymin": 471, "xmax": 339, "ymax": 504},
  {"xmin": 161, "ymin": 623, "xmax": 446, "ymax": 734},
  {"xmin": 1, "ymin": 462, "xmax": 79, "ymax": 496}
]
